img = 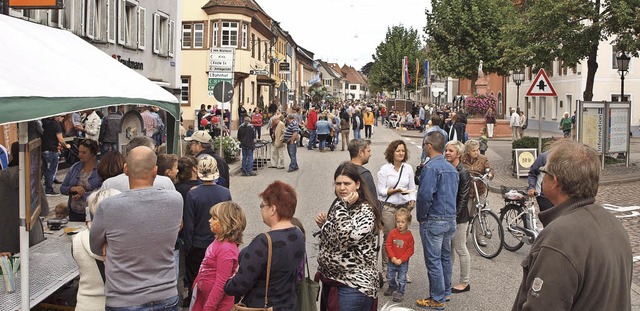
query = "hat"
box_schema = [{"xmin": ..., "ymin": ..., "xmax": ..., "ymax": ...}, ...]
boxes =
[
  {"xmin": 197, "ymin": 155, "xmax": 219, "ymax": 181},
  {"xmin": 185, "ymin": 130, "xmax": 212, "ymax": 143}
]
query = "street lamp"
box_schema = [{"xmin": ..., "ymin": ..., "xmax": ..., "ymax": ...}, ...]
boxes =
[
  {"xmin": 616, "ymin": 51, "xmax": 631, "ymax": 161},
  {"xmin": 616, "ymin": 51, "xmax": 630, "ymax": 102},
  {"xmin": 512, "ymin": 69, "xmax": 525, "ymax": 111}
]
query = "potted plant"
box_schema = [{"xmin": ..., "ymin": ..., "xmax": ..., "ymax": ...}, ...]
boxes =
[
  {"xmin": 213, "ymin": 135, "xmax": 241, "ymax": 163},
  {"xmin": 464, "ymin": 93, "xmax": 498, "ymax": 118}
]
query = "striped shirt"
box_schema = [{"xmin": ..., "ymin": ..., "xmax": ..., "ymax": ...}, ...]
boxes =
[{"xmin": 283, "ymin": 120, "xmax": 298, "ymax": 142}]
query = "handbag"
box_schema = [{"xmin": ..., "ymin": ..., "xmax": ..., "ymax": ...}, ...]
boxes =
[
  {"xmin": 383, "ymin": 165, "xmax": 404, "ymax": 204},
  {"xmin": 295, "ymin": 253, "xmax": 320, "ymax": 311},
  {"xmin": 232, "ymin": 233, "xmax": 274, "ymax": 311}
]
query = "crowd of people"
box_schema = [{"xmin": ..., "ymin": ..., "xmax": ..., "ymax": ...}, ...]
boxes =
[{"xmin": 0, "ymin": 99, "xmax": 633, "ymax": 311}]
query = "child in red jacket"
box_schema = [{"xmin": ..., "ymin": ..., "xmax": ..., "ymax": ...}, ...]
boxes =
[{"xmin": 383, "ymin": 208, "xmax": 415, "ymax": 302}]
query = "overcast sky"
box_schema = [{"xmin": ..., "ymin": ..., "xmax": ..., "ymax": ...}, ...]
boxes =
[{"xmin": 258, "ymin": 0, "xmax": 430, "ymax": 70}]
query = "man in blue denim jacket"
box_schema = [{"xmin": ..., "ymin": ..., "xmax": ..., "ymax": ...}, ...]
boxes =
[{"xmin": 416, "ymin": 131, "xmax": 459, "ymax": 310}]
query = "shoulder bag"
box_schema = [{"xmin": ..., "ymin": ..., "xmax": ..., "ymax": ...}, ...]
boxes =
[
  {"xmin": 296, "ymin": 252, "xmax": 320, "ymax": 311},
  {"xmin": 383, "ymin": 165, "xmax": 404, "ymax": 203},
  {"xmin": 232, "ymin": 233, "xmax": 274, "ymax": 311}
]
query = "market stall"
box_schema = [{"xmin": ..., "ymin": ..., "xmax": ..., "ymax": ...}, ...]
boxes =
[{"xmin": 0, "ymin": 14, "xmax": 180, "ymax": 310}]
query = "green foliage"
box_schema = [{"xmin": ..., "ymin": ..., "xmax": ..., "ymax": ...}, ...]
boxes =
[
  {"xmin": 511, "ymin": 136, "xmax": 554, "ymax": 150},
  {"xmin": 213, "ymin": 136, "xmax": 240, "ymax": 163},
  {"xmin": 425, "ymin": 0, "xmax": 513, "ymax": 80},
  {"xmin": 368, "ymin": 25, "xmax": 427, "ymax": 94},
  {"xmin": 604, "ymin": 155, "xmax": 625, "ymax": 165},
  {"xmin": 361, "ymin": 62, "xmax": 374, "ymax": 76},
  {"xmin": 497, "ymin": 0, "xmax": 640, "ymax": 100}
]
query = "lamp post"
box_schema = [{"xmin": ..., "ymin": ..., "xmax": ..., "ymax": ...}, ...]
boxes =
[
  {"xmin": 616, "ymin": 51, "xmax": 630, "ymax": 102},
  {"xmin": 512, "ymin": 69, "xmax": 525, "ymax": 112},
  {"xmin": 616, "ymin": 51, "xmax": 631, "ymax": 161}
]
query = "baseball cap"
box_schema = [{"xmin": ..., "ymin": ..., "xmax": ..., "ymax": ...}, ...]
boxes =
[
  {"xmin": 197, "ymin": 155, "xmax": 219, "ymax": 181},
  {"xmin": 185, "ymin": 130, "xmax": 212, "ymax": 143}
]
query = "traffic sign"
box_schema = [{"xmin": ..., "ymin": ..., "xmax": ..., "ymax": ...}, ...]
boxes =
[
  {"xmin": 526, "ymin": 68, "xmax": 557, "ymax": 96},
  {"xmin": 250, "ymin": 70, "xmax": 269, "ymax": 75},
  {"xmin": 213, "ymin": 81, "xmax": 234, "ymax": 103}
]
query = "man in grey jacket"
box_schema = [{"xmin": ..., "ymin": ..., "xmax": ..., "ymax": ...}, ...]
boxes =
[
  {"xmin": 90, "ymin": 146, "xmax": 182, "ymax": 310},
  {"xmin": 513, "ymin": 140, "xmax": 632, "ymax": 311}
]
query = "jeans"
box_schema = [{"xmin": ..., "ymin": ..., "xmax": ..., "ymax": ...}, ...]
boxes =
[
  {"xmin": 337, "ymin": 286, "xmax": 373, "ymax": 311},
  {"xmin": 420, "ymin": 218, "xmax": 456, "ymax": 303},
  {"xmin": 106, "ymin": 295, "xmax": 178, "ymax": 311},
  {"xmin": 101, "ymin": 142, "xmax": 118, "ymax": 154},
  {"xmin": 254, "ymin": 126, "xmax": 262, "ymax": 139},
  {"xmin": 241, "ymin": 147, "xmax": 254, "ymax": 174},
  {"xmin": 318, "ymin": 134, "xmax": 328, "ymax": 150},
  {"xmin": 42, "ymin": 150, "xmax": 59, "ymax": 193},
  {"xmin": 353, "ymin": 129, "xmax": 362, "ymax": 139},
  {"xmin": 387, "ymin": 261, "xmax": 409, "ymax": 294},
  {"xmin": 451, "ymin": 222, "xmax": 470, "ymax": 284},
  {"xmin": 341, "ymin": 131, "xmax": 350, "ymax": 151},
  {"xmin": 287, "ymin": 142, "xmax": 298, "ymax": 170},
  {"xmin": 308, "ymin": 130, "xmax": 317, "ymax": 149}
]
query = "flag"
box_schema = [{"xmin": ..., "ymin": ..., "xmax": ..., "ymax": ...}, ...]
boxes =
[
  {"xmin": 404, "ymin": 57, "xmax": 411, "ymax": 85},
  {"xmin": 424, "ymin": 60, "xmax": 429, "ymax": 85},
  {"xmin": 416, "ymin": 59, "xmax": 419, "ymax": 85}
]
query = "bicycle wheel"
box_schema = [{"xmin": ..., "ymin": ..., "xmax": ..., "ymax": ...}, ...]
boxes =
[
  {"xmin": 500, "ymin": 204, "xmax": 525, "ymax": 252},
  {"xmin": 471, "ymin": 209, "xmax": 504, "ymax": 259}
]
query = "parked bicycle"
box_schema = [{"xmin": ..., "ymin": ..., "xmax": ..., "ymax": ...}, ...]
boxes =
[
  {"xmin": 499, "ymin": 186, "xmax": 541, "ymax": 251},
  {"xmin": 467, "ymin": 169, "xmax": 504, "ymax": 259}
]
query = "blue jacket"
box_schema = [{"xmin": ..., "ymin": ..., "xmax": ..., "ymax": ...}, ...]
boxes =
[
  {"xmin": 315, "ymin": 120, "xmax": 331, "ymax": 135},
  {"xmin": 527, "ymin": 151, "xmax": 548, "ymax": 195},
  {"xmin": 416, "ymin": 155, "xmax": 459, "ymax": 222},
  {"xmin": 60, "ymin": 161, "xmax": 103, "ymax": 211}
]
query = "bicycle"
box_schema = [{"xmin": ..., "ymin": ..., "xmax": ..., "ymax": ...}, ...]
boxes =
[
  {"xmin": 467, "ymin": 169, "xmax": 504, "ymax": 259},
  {"xmin": 499, "ymin": 186, "xmax": 540, "ymax": 251}
]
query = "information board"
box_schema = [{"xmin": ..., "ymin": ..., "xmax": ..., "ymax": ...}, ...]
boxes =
[
  {"xmin": 581, "ymin": 106, "xmax": 604, "ymax": 153},
  {"xmin": 608, "ymin": 107, "xmax": 629, "ymax": 153},
  {"xmin": 514, "ymin": 148, "xmax": 538, "ymax": 178}
]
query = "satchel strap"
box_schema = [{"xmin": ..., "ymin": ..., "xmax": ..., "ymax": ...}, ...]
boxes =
[{"xmin": 263, "ymin": 232, "xmax": 272, "ymax": 308}]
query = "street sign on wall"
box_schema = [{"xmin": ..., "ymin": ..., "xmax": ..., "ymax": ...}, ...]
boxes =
[
  {"xmin": 279, "ymin": 62, "xmax": 290, "ymax": 73},
  {"xmin": 250, "ymin": 70, "xmax": 269, "ymax": 75}
]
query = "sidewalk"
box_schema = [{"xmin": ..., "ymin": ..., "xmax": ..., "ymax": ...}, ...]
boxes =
[{"xmin": 401, "ymin": 127, "xmax": 640, "ymax": 193}]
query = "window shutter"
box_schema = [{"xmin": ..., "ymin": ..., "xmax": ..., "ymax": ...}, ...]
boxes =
[
  {"xmin": 117, "ymin": 0, "xmax": 125, "ymax": 45},
  {"xmin": 168, "ymin": 20, "xmax": 175, "ymax": 57},
  {"xmin": 107, "ymin": 0, "xmax": 115, "ymax": 43},
  {"xmin": 138, "ymin": 7, "xmax": 146, "ymax": 50},
  {"xmin": 86, "ymin": 0, "xmax": 95, "ymax": 39},
  {"xmin": 153, "ymin": 12, "xmax": 159, "ymax": 54}
]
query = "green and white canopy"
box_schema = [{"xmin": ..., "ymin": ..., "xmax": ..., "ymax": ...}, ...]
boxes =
[{"xmin": 0, "ymin": 14, "xmax": 179, "ymax": 124}]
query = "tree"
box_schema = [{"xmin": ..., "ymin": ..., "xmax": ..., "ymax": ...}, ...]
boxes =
[
  {"xmin": 368, "ymin": 25, "xmax": 427, "ymax": 95},
  {"xmin": 425, "ymin": 0, "xmax": 513, "ymax": 89},
  {"xmin": 498, "ymin": 0, "xmax": 640, "ymax": 101},
  {"xmin": 361, "ymin": 62, "xmax": 374, "ymax": 76}
]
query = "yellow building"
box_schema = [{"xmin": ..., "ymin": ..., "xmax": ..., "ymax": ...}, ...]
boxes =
[{"xmin": 180, "ymin": 0, "xmax": 278, "ymax": 129}]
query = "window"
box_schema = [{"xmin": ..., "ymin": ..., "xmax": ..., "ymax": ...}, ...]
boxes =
[
  {"xmin": 153, "ymin": 12, "xmax": 169, "ymax": 56},
  {"xmin": 257, "ymin": 38, "xmax": 261, "ymax": 61},
  {"xmin": 552, "ymin": 97, "xmax": 558, "ymax": 119},
  {"xmin": 251, "ymin": 34, "xmax": 255, "ymax": 58},
  {"xmin": 118, "ymin": 0, "xmax": 138, "ymax": 47},
  {"xmin": 106, "ymin": 0, "xmax": 115, "ymax": 42},
  {"xmin": 350, "ymin": 85, "xmax": 357, "ymax": 90},
  {"xmin": 137, "ymin": 7, "xmax": 146, "ymax": 50},
  {"xmin": 48, "ymin": 8, "xmax": 64, "ymax": 28},
  {"xmin": 612, "ymin": 45, "xmax": 619, "ymax": 69},
  {"xmin": 251, "ymin": 81, "xmax": 256, "ymax": 104},
  {"xmin": 182, "ymin": 24, "xmax": 192, "ymax": 48},
  {"xmin": 181, "ymin": 76, "xmax": 190, "ymax": 104},
  {"xmin": 241, "ymin": 24, "xmax": 247, "ymax": 49},
  {"xmin": 324, "ymin": 79, "xmax": 331, "ymax": 86},
  {"xmin": 193, "ymin": 23, "xmax": 204, "ymax": 48},
  {"xmin": 86, "ymin": 0, "xmax": 107, "ymax": 40},
  {"xmin": 221, "ymin": 21, "xmax": 238, "ymax": 47},
  {"xmin": 239, "ymin": 80, "xmax": 245, "ymax": 103}
]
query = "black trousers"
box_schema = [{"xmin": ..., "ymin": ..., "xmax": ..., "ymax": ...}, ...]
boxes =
[
  {"xmin": 184, "ymin": 246, "xmax": 206, "ymax": 294},
  {"xmin": 365, "ymin": 125, "xmax": 372, "ymax": 138}
]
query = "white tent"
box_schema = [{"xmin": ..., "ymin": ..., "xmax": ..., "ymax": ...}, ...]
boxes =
[{"xmin": 0, "ymin": 14, "xmax": 180, "ymax": 309}]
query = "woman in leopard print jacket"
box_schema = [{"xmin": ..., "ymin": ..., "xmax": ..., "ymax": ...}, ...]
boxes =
[{"xmin": 315, "ymin": 161, "xmax": 383, "ymax": 311}]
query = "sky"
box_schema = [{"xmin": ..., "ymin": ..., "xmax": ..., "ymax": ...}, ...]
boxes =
[{"xmin": 258, "ymin": 0, "xmax": 430, "ymax": 70}]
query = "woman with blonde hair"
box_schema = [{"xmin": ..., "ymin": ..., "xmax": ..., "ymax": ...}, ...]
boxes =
[{"xmin": 72, "ymin": 188, "xmax": 121, "ymax": 310}]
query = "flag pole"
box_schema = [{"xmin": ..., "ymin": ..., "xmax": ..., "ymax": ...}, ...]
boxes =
[
  {"xmin": 415, "ymin": 58, "xmax": 419, "ymax": 101},
  {"xmin": 401, "ymin": 56, "xmax": 405, "ymax": 99}
]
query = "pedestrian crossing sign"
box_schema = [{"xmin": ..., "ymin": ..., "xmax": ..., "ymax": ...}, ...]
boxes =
[{"xmin": 526, "ymin": 68, "xmax": 557, "ymax": 97}]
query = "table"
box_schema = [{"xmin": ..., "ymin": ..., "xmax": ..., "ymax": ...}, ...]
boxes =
[
  {"xmin": 0, "ymin": 222, "xmax": 84, "ymax": 310},
  {"xmin": 253, "ymin": 140, "xmax": 272, "ymax": 170}
]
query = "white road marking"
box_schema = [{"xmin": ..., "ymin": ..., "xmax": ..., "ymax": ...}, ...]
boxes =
[{"xmin": 603, "ymin": 204, "xmax": 640, "ymax": 218}]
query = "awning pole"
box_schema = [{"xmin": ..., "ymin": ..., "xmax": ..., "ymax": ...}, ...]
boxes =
[{"xmin": 18, "ymin": 121, "xmax": 30, "ymax": 310}]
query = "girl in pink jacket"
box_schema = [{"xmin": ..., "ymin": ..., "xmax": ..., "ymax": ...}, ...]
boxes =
[{"xmin": 190, "ymin": 201, "xmax": 247, "ymax": 311}]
